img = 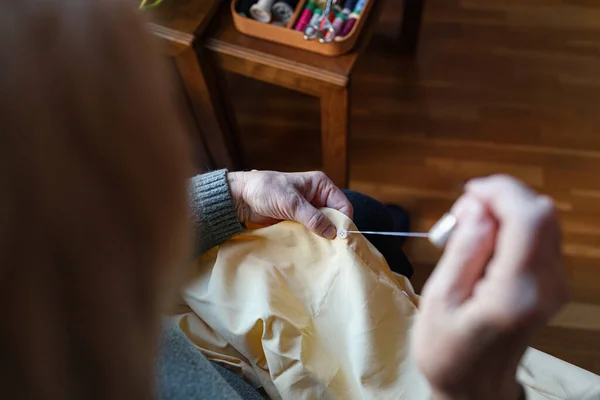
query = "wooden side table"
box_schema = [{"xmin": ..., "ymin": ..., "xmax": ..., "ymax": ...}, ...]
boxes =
[
  {"xmin": 149, "ymin": 0, "xmax": 242, "ymax": 171},
  {"xmin": 150, "ymin": 0, "xmax": 424, "ymax": 186},
  {"xmin": 203, "ymin": 3, "xmax": 384, "ymax": 188}
]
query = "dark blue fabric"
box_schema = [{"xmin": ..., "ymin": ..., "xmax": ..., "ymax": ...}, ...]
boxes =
[{"xmin": 343, "ymin": 190, "xmax": 414, "ymax": 278}]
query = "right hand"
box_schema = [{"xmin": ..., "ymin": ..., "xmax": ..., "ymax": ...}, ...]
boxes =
[{"xmin": 413, "ymin": 175, "xmax": 569, "ymax": 400}]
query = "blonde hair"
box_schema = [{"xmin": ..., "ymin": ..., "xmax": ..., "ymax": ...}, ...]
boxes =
[{"xmin": 0, "ymin": 0, "xmax": 192, "ymax": 398}]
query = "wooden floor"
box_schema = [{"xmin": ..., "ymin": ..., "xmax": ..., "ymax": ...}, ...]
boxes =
[{"xmin": 225, "ymin": 0, "xmax": 600, "ymax": 374}]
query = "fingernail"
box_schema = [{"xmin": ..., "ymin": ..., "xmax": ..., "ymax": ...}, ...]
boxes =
[
  {"xmin": 324, "ymin": 226, "xmax": 337, "ymax": 239},
  {"xmin": 451, "ymin": 195, "xmax": 484, "ymax": 222},
  {"xmin": 429, "ymin": 196, "xmax": 484, "ymax": 248}
]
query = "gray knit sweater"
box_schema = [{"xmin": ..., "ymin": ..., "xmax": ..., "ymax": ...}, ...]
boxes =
[
  {"xmin": 187, "ymin": 169, "xmax": 244, "ymax": 255},
  {"xmin": 157, "ymin": 170, "xmax": 262, "ymax": 400}
]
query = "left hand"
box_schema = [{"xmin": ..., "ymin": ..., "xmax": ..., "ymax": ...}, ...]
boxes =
[{"xmin": 227, "ymin": 170, "xmax": 353, "ymax": 239}]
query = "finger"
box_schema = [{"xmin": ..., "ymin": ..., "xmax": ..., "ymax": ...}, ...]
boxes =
[
  {"xmin": 465, "ymin": 175, "xmax": 539, "ymax": 222},
  {"xmin": 461, "ymin": 270, "xmax": 541, "ymax": 334},
  {"xmin": 307, "ymin": 171, "xmax": 354, "ymax": 219},
  {"xmin": 292, "ymin": 197, "xmax": 338, "ymax": 239},
  {"xmin": 423, "ymin": 194, "xmax": 496, "ymax": 305},
  {"xmin": 465, "ymin": 175, "xmax": 559, "ymax": 275}
]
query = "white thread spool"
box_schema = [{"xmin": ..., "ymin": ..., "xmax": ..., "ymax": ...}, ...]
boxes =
[
  {"xmin": 428, "ymin": 213, "xmax": 457, "ymax": 248},
  {"xmin": 250, "ymin": 0, "xmax": 276, "ymax": 23}
]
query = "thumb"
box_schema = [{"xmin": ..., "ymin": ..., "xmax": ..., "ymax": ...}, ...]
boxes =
[
  {"xmin": 293, "ymin": 199, "xmax": 337, "ymax": 239},
  {"xmin": 424, "ymin": 195, "xmax": 496, "ymax": 304}
]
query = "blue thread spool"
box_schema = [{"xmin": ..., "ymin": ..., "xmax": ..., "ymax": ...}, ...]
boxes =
[
  {"xmin": 341, "ymin": 0, "xmax": 358, "ymax": 15},
  {"xmin": 272, "ymin": 0, "xmax": 299, "ymax": 22},
  {"xmin": 353, "ymin": 0, "xmax": 366, "ymax": 13}
]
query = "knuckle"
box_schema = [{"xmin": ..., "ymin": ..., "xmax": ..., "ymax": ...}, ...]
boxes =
[
  {"xmin": 536, "ymin": 195, "xmax": 556, "ymax": 217},
  {"xmin": 274, "ymin": 173, "xmax": 288, "ymax": 186},
  {"xmin": 261, "ymin": 171, "xmax": 280, "ymax": 187},
  {"xmin": 287, "ymin": 192, "xmax": 303, "ymax": 210},
  {"xmin": 311, "ymin": 171, "xmax": 329, "ymax": 181},
  {"xmin": 488, "ymin": 174, "xmax": 535, "ymax": 198},
  {"xmin": 488, "ymin": 173, "xmax": 522, "ymax": 188},
  {"xmin": 307, "ymin": 211, "xmax": 328, "ymax": 231},
  {"xmin": 528, "ymin": 197, "xmax": 558, "ymax": 231}
]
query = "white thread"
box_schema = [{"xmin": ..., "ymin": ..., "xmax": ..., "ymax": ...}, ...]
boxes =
[
  {"xmin": 337, "ymin": 213, "xmax": 457, "ymax": 249},
  {"xmin": 346, "ymin": 231, "xmax": 429, "ymax": 238}
]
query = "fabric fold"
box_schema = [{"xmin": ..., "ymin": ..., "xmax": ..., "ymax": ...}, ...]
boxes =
[{"xmin": 173, "ymin": 208, "xmax": 600, "ymax": 400}]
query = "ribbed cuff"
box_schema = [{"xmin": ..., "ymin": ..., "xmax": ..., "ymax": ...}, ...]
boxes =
[{"xmin": 189, "ymin": 170, "xmax": 243, "ymax": 255}]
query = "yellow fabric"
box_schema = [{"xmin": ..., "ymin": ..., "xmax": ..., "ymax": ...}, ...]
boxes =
[{"xmin": 173, "ymin": 209, "xmax": 600, "ymax": 400}]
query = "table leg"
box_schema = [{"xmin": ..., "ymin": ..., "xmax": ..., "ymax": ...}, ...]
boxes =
[
  {"xmin": 401, "ymin": 0, "xmax": 425, "ymax": 55},
  {"xmin": 172, "ymin": 63, "xmax": 213, "ymax": 172},
  {"xmin": 174, "ymin": 44, "xmax": 242, "ymax": 170},
  {"xmin": 321, "ymin": 87, "xmax": 349, "ymax": 189}
]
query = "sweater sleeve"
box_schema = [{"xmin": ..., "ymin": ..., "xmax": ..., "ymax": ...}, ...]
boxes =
[
  {"xmin": 189, "ymin": 169, "xmax": 243, "ymax": 255},
  {"xmin": 157, "ymin": 321, "xmax": 246, "ymax": 400}
]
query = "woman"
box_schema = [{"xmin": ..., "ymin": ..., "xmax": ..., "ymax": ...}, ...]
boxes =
[{"xmin": 0, "ymin": 0, "xmax": 567, "ymax": 399}]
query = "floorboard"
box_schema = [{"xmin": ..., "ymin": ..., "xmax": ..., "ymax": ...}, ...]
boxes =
[{"xmin": 225, "ymin": 0, "xmax": 600, "ymax": 375}]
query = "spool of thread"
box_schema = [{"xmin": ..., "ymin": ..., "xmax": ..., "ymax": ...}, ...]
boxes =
[
  {"xmin": 250, "ymin": 0, "xmax": 276, "ymax": 23},
  {"xmin": 353, "ymin": 0, "xmax": 367, "ymax": 13},
  {"xmin": 272, "ymin": 0, "xmax": 299, "ymax": 22},
  {"xmin": 236, "ymin": 0, "xmax": 258, "ymax": 16},
  {"xmin": 328, "ymin": 10, "xmax": 335, "ymax": 22},
  {"xmin": 341, "ymin": 0, "xmax": 358, "ymax": 15},
  {"xmin": 339, "ymin": 0, "xmax": 365, "ymax": 37},
  {"xmin": 294, "ymin": 1, "xmax": 316, "ymax": 30},
  {"xmin": 308, "ymin": 7, "xmax": 322, "ymax": 26},
  {"xmin": 332, "ymin": 12, "xmax": 346, "ymax": 35},
  {"xmin": 428, "ymin": 213, "xmax": 457, "ymax": 248},
  {"xmin": 339, "ymin": 11, "xmax": 357, "ymax": 37}
]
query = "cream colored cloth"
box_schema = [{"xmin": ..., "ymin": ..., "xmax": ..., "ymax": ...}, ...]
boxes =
[{"xmin": 173, "ymin": 209, "xmax": 600, "ymax": 400}]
